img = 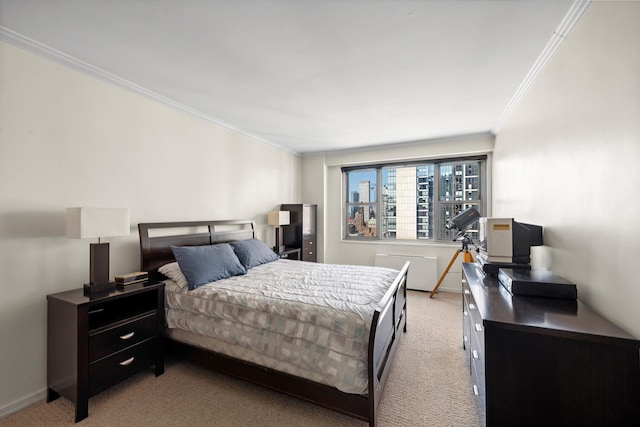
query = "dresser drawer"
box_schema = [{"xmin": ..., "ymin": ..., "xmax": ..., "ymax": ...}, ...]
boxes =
[
  {"xmin": 464, "ymin": 284, "xmax": 485, "ymax": 357},
  {"xmin": 463, "ymin": 295, "xmax": 472, "ymax": 351},
  {"xmin": 303, "ymin": 237, "xmax": 315, "ymax": 251},
  {"xmin": 302, "ymin": 250, "xmax": 317, "ymax": 262},
  {"xmin": 462, "ymin": 285, "xmax": 473, "ymax": 308},
  {"xmin": 89, "ymin": 313, "xmax": 157, "ymax": 362},
  {"xmin": 468, "ymin": 309, "xmax": 484, "ymax": 356},
  {"xmin": 302, "ymin": 238, "xmax": 316, "ymax": 262},
  {"xmin": 89, "ymin": 338, "xmax": 157, "ymax": 396},
  {"xmin": 471, "ymin": 355, "xmax": 485, "ymax": 396},
  {"xmin": 463, "ymin": 322, "xmax": 472, "ymax": 368},
  {"xmin": 471, "ymin": 349, "xmax": 486, "ymax": 416}
]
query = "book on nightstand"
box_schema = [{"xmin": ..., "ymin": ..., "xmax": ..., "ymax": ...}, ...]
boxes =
[{"xmin": 115, "ymin": 271, "xmax": 148, "ymax": 284}]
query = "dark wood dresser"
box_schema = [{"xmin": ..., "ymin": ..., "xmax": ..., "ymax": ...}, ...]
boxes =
[
  {"xmin": 47, "ymin": 282, "xmax": 164, "ymax": 422},
  {"xmin": 462, "ymin": 262, "xmax": 640, "ymax": 426},
  {"xmin": 281, "ymin": 203, "xmax": 317, "ymax": 262}
]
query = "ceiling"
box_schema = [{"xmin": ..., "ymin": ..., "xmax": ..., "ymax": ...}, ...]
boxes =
[{"xmin": 0, "ymin": 1, "xmax": 586, "ymax": 154}]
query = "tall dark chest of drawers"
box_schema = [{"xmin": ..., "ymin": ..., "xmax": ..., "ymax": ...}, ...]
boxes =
[
  {"xmin": 462, "ymin": 262, "xmax": 640, "ymax": 426},
  {"xmin": 281, "ymin": 203, "xmax": 317, "ymax": 262},
  {"xmin": 47, "ymin": 282, "xmax": 164, "ymax": 422}
]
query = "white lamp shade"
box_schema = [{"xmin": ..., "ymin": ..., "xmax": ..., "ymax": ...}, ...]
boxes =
[
  {"xmin": 268, "ymin": 211, "xmax": 290, "ymax": 226},
  {"xmin": 66, "ymin": 207, "xmax": 130, "ymax": 239}
]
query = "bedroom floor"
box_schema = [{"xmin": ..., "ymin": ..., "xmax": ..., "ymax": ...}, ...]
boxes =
[{"xmin": 0, "ymin": 290, "xmax": 482, "ymax": 426}]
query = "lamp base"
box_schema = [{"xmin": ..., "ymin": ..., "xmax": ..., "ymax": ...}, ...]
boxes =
[
  {"xmin": 85, "ymin": 242, "xmax": 114, "ymax": 295},
  {"xmin": 83, "ymin": 281, "xmax": 116, "ymax": 295},
  {"xmin": 275, "ymin": 227, "xmax": 287, "ymax": 255},
  {"xmin": 90, "ymin": 242, "xmax": 110, "ymax": 285}
]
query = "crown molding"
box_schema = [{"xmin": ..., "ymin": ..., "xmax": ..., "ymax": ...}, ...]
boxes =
[
  {"xmin": 0, "ymin": 26, "xmax": 299, "ymax": 156},
  {"xmin": 492, "ymin": 0, "xmax": 592, "ymax": 133}
]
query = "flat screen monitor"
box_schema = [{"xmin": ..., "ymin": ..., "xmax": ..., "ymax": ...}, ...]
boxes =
[{"xmin": 478, "ymin": 218, "xmax": 543, "ymax": 264}]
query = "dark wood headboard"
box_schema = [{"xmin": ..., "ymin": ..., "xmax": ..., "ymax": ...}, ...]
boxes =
[{"xmin": 138, "ymin": 219, "xmax": 256, "ymax": 281}]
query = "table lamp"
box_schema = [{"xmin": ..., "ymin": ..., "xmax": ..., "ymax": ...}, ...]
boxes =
[
  {"xmin": 268, "ymin": 210, "xmax": 290, "ymax": 253},
  {"xmin": 66, "ymin": 207, "xmax": 130, "ymax": 293}
]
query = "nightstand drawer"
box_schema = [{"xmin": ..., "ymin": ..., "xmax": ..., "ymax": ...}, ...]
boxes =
[
  {"xmin": 89, "ymin": 337, "xmax": 157, "ymax": 396},
  {"xmin": 89, "ymin": 313, "xmax": 157, "ymax": 362}
]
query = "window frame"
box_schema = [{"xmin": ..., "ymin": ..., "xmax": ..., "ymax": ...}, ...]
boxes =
[
  {"xmin": 342, "ymin": 155, "xmax": 487, "ymax": 243},
  {"xmin": 344, "ymin": 168, "xmax": 379, "ymax": 240}
]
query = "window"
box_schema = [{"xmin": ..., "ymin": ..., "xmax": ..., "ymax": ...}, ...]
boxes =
[
  {"xmin": 343, "ymin": 157, "xmax": 486, "ymax": 242},
  {"xmin": 345, "ymin": 169, "xmax": 378, "ymax": 238}
]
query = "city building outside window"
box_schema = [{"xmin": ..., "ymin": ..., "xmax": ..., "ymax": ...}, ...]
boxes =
[{"xmin": 343, "ymin": 156, "xmax": 486, "ymax": 242}]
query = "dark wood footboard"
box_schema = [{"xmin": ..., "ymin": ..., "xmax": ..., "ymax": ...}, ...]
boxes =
[{"xmin": 367, "ymin": 261, "xmax": 409, "ymax": 426}]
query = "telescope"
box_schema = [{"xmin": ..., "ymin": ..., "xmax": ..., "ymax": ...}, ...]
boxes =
[
  {"xmin": 445, "ymin": 206, "xmax": 480, "ymax": 232},
  {"xmin": 431, "ymin": 206, "xmax": 481, "ymax": 299}
]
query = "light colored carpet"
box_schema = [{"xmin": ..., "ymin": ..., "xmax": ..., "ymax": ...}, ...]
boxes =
[{"xmin": 0, "ymin": 291, "xmax": 481, "ymax": 426}]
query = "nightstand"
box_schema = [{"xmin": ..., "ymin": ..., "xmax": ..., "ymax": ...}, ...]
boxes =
[
  {"xmin": 47, "ymin": 282, "xmax": 164, "ymax": 422},
  {"xmin": 278, "ymin": 248, "xmax": 301, "ymax": 260}
]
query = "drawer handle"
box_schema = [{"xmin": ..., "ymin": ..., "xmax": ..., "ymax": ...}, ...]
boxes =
[
  {"xmin": 469, "ymin": 303, "xmax": 475, "ymax": 310},
  {"xmin": 120, "ymin": 332, "xmax": 135, "ymax": 340},
  {"xmin": 119, "ymin": 357, "xmax": 135, "ymax": 366},
  {"xmin": 89, "ymin": 308, "xmax": 105, "ymax": 315},
  {"xmin": 473, "ymin": 385, "xmax": 479, "ymax": 396},
  {"xmin": 475, "ymin": 323, "xmax": 482, "ymax": 332},
  {"xmin": 464, "ymin": 335, "xmax": 468, "ymax": 343},
  {"xmin": 464, "ymin": 290, "xmax": 470, "ymax": 295},
  {"xmin": 472, "ymin": 350, "xmax": 479, "ymax": 359},
  {"xmin": 463, "ymin": 310, "xmax": 468, "ymax": 316}
]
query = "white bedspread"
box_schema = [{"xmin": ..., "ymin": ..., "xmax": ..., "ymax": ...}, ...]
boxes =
[{"xmin": 164, "ymin": 259, "xmax": 399, "ymax": 394}]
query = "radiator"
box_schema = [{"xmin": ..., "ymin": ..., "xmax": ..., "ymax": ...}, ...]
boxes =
[{"xmin": 374, "ymin": 254, "xmax": 437, "ymax": 291}]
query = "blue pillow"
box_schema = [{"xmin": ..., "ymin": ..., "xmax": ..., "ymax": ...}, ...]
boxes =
[
  {"xmin": 171, "ymin": 244, "xmax": 246, "ymax": 290},
  {"xmin": 230, "ymin": 239, "xmax": 279, "ymax": 269}
]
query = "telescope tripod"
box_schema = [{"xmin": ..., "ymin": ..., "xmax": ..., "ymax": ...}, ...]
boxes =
[{"xmin": 430, "ymin": 234, "xmax": 474, "ymax": 298}]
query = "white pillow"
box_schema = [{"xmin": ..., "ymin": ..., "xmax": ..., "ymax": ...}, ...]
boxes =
[{"xmin": 158, "ymin": 262, "xmax": 189, "ymax": 288}]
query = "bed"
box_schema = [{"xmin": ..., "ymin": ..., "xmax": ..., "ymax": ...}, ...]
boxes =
[{"xmin": 138, "ymin": 219, "xmax": 408, "ymax": 426}]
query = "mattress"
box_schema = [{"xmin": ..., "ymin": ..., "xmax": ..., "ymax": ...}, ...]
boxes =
[{"xmin": 164, "ymin": 259, "xmax": 399, "ymax": 394}]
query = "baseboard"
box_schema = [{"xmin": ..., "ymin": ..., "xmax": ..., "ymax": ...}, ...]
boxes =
[
  {"xmin": 408, "ymin": 286, "xmax": 460, "ymax": 294},
  {"xmin": 0, "ymin": 388, "xmax": 46, "ymax": 420},
  {"xmin": 438, "ymin": 285, "xmax": 462, "ymax": 293}
]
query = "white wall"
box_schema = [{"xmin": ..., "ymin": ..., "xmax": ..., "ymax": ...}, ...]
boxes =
[
  {"xmin": 304, "ymin": 133, "xmax": 494, "ymax": 291},
  {"xmin": 0, "ymin": 41, "xmax": 300, "ymax": 415},
  {"xmin": 300, "ymin": 154, "xmax": 326, "ymax": 262},
  {"xmin": 493, "ymin": 1, "xmax": 640, "ymax": 338}
]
